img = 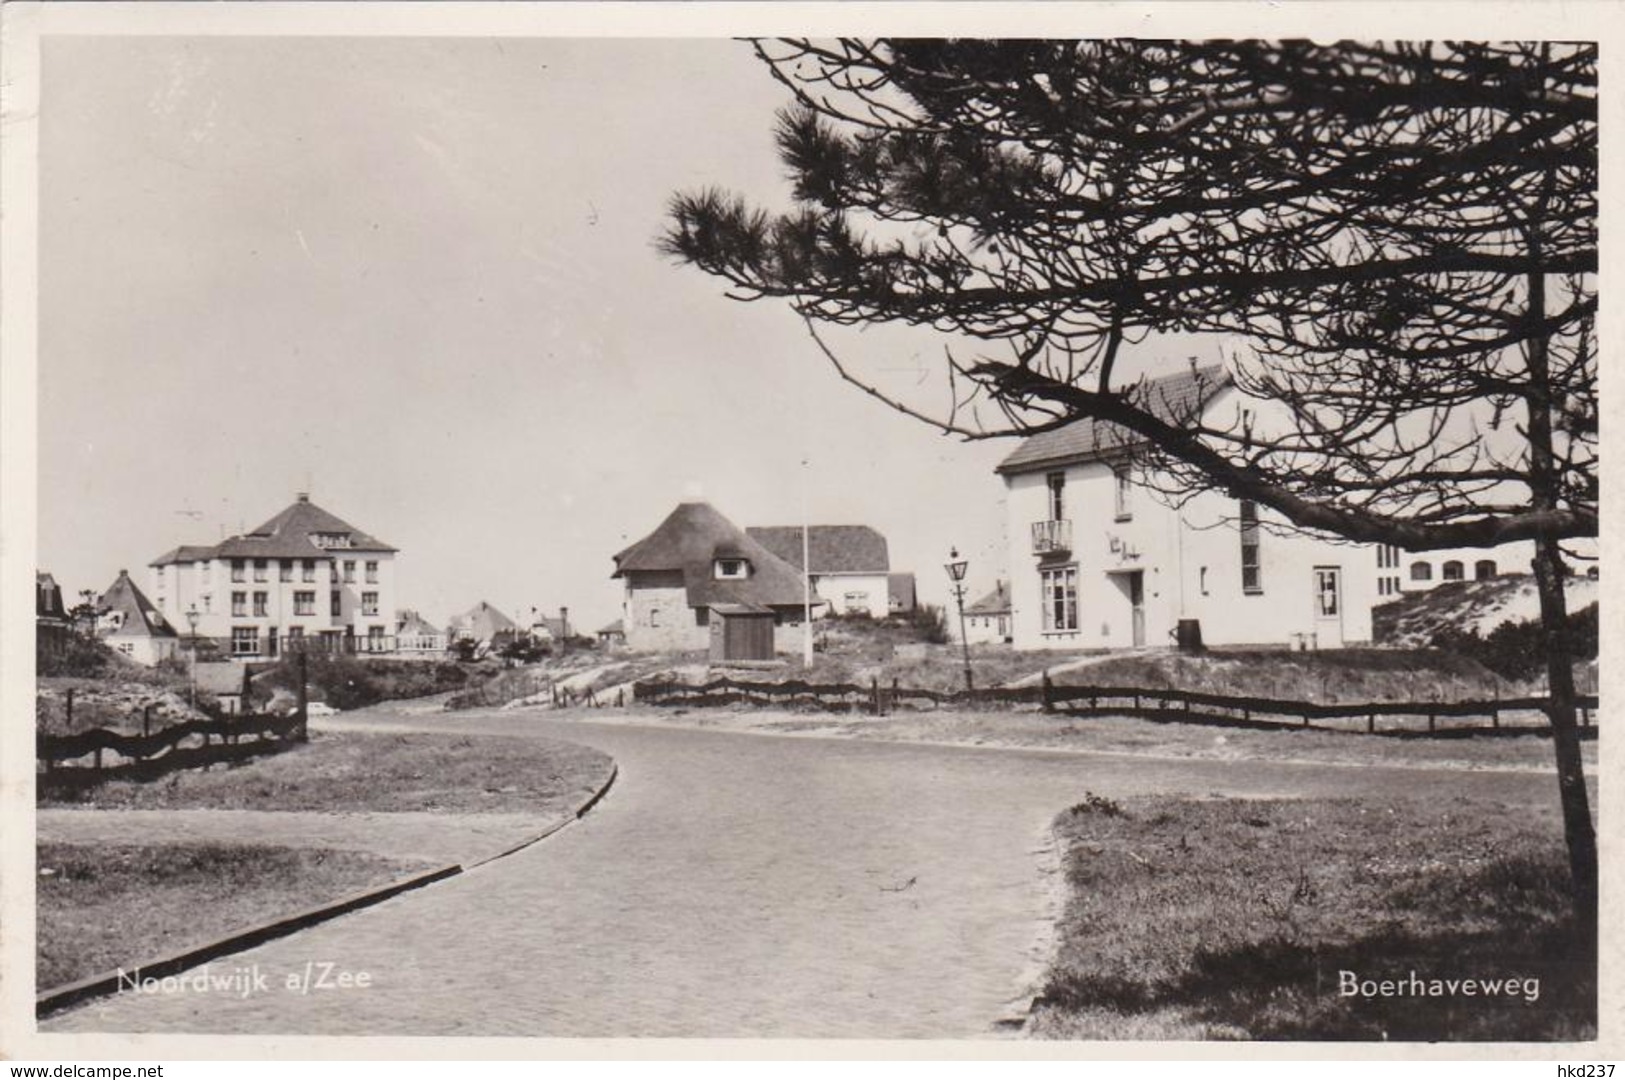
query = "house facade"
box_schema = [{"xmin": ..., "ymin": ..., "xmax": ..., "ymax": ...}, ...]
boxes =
[
  {"xmin": 148, "ymin": 493, "xmax": 398, "ymax": 659},
  {"xmin": 96, "ymin": 570, "xmax": 180, "ymax": 666},
  {"xmin": 998, "ymin": 367, "xmax": 1377, "ymax": 652},
  {"xmin": 448, "ymin": 602, "xmax": 517, "ymax": 647},
  {"xmin": 960, "ymin": 581, "xmax": 1012, "ymax": 645},
  {"xmin": 395, "ymin": 610, "xmax": 448, "ymax": 656},
  {"xmin": 614, "ymin": 501, "xmax": 814, "ymax": 654},
  {"xmin": 747, "ymin": 526, "xmax": 891, "ymax": 618}
]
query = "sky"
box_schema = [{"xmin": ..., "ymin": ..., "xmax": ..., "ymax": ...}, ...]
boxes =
[{"xmin": 37, "ymin": 33, "xmax": 1214, "ymax": 631}]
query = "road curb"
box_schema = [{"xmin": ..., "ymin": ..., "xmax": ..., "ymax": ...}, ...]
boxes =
[
  {"xmin": 37, "ymin": 757, "xmax": 621, "ymax": 1019},
  {"xmin": 36, "ymin": 863, "xmax": 461, "ymax": 1019},
  {"xmin": 464, "ymin": 760, "xmax": 619, "ymax": 869}
]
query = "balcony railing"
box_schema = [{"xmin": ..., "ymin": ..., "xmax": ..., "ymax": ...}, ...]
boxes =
[{"xmin": 1031, "ymin": 518, "xmax": 1073, "ymax": 555}]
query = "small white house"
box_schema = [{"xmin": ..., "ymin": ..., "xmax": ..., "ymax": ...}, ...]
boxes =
[
  {"xmin": 95, "ymin": 570, "xmax": 180, "ymax": 666},
  {"xmin": 997, "ymin": 366, "xmax": 1377, "ymax": 652},
  {"xmin": 960, "ymin": 581, "xmax": 1012, "ymax": 645}
]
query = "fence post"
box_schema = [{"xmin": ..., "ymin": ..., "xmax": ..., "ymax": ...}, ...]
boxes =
[
  {"xmin": 66, "ymin": 688, "xmax": 74, "ymax": 730},
  {"xmin": 870, "ymin": 677, "xmax": 879, "ymax": 716},
  {"xmin": 1042, "ymin": 672, "xmax": 1054, "ymax": 714},
  {"xmin": 1427, "ymin": 708, "xmax": 1436, "ymax": 734},
  {"xmin": 891, "ymin": 677, "xmax": 899, "ymax": 715},
  {"xmin": 143, "ymin": 705, "xmax": 152, "ymax": 739},
  {"xmin": 1367, "ymin": 711, "xmax": 1375, "ymax": 735}
]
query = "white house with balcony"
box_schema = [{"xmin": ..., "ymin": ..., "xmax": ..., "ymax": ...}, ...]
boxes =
[
  {"xmin": 997, "ymin": 366, "xmax": 1378, "ymax": 652},
  {"xmin": 148, "ymin": 493, "xmax": 398, "ymax": 659}
]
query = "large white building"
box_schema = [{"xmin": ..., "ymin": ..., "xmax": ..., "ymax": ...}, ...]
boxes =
[
  {"xmin": 148, "ymin": 493, "xmax": 398, "ymax": 659},
  {"xmin": 997, "ymin": 367, "xmax": 1377, "ymax": 652}
]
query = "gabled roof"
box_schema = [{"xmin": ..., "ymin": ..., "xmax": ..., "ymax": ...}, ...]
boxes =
[
  {"xmin": 996, "ymin": 365, "xmax": 1231, "ymax": 476},
  {"xmin": 746, "ymin": 525, "xmax": 890, "ymax": 575},
  {"xmin": 395, "ymin": 611, "xmax": 444, "ymax": 637},
  {"xmin": 613, "ymin": 501, "xmax": 809, "ymax": 609},
  {"xmin": 97, "ymin": 570, "xmax": 177, "ymax": 639},
  {"xmin": 149, "ymin": 545, "xmax": 217, "ymax": 568},
  {"xmin": 448, "ymin": 601, "xmax": 517, "ymax": 640},
  {"xmin": 888, "ymin": 572, "xmax": 916, "ymax": 610},
  {"xmin": 965, "ymin": 581, "xmax": 1011, "ymax": 616},
  {"xmin": 597, "ymin": 618, "xmax": 625, "ymax": 636},
  {"xmin": 37, "ymin": 572, "xmax": 67, "ymax": 620}
]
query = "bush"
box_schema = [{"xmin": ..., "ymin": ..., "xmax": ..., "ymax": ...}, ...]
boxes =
[
  {"xmin": 37, "ymin": 631, "xmax": 122, "ymax": 678},
  {"xmin": 1429, "ymin": 603, "xmax": 1598, "ymax": 682},
  {"xmin": 908, "ymin": 603, "xmax": 950, "ymax": 645},
  {"xmin": 255, "ymin": 655, "xmax": 469, "ymax": 711}
]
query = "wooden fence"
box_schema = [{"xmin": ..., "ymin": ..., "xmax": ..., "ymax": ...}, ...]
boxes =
[
  {"xmin": 38, "ymin": 710, "xmax": 307, "ymax": 793},
  {"xmin": 631, "ymin": 675, "xmax": 1599, "ymax": 740}
]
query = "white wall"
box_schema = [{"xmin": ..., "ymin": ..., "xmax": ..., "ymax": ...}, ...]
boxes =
[
  {"xmin": 1006, "ymin": 461, "xmax": 1376, "ymax": 651},
  {"xmin": 816, "ymin": 572, "xmax": 890, "ymax": 618}
]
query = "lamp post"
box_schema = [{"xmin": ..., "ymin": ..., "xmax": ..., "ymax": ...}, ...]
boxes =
[
  {"xmin": 945, "ymin": 547, "xmax": 973, "ymax": 692},
  {"xmin": 184, "ymin": 605, "xmax": 200, "ymax": 709}
]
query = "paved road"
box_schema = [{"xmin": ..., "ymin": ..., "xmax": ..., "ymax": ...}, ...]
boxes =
[{"xmin": 46, "ymin": 710, "xmax": 1560, "ymax": 1038}]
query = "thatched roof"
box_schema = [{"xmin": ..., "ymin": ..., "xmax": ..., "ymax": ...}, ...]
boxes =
[
  {"xmin": 747, "ymin": 525, "xmax": 889, "ymax": 575},
  {"xmin": 996, "ymin": 365, "xmax": 1231, "ymax": 476},
  {"xmin": 614, "ymin": 501, "xmax": 810, "ymax": 609}
]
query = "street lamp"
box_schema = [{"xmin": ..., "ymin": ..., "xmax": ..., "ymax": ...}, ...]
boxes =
[
  {"xmin": 944, "ymin": 547, "xmax": 973, "ymax": 692},
  {"xmin": 184, "ymin": 605, "xmax": 200, "ymax": 709}
]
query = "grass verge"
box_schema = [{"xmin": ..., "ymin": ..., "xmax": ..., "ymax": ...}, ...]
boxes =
[
  {"xmin": 37, "ymin": 842, "xmax": 432, "ymax": 989},
  {"xmin": 40, "ymin": 730, "xmax": 614, "ymax": 816},
  {"xmin": 1029, "ymin": 794, "xmax": 1594, "ymax": 1040}
]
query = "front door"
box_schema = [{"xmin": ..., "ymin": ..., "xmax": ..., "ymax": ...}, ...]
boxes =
[
  {"xmin": 1313, "ymin": 566, "xmax": 1344, "ymax": 648},
  {"xmin": 1129, "ymin": 571, "xmax": 1146, "ymax": 647}
]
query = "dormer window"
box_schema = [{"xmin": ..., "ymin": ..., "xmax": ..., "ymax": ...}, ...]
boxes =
[{"xmin": 714, "ymin": 558, "xmax": 750, "ymax": 580}]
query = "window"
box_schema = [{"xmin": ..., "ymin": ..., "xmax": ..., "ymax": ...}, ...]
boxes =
[
  {"xmin": 280, "ymin": 560, "xmax": 293, "ymax": 582},
  {"xmin": 343, "ymin": 560, "xmax": 356, "ymax": 583},
  {"xmin": 202, "ymin": 593, "xmax": 212, "ymax": 613},
  {"xmin": 1316, "ymin": 567, "xmax": 1341, "ymax": 617},
  {"xmin": 362, "ymin": 592, "xmax": 379, "ymax": 616},
  {"xmin": 1442, "ymin": 560, "xmax": 1464, "ymax": 582},
  {"xmin": 1113, "ymin": 466, "xmax": 1132, "ymax": 521},
  {"xmin": 1475, "ymin": 560, "xmax": 1497, "ymax": 580},
  {"xmin": 253, "ymin": 591, "xmax": 268, "ymax": 617},
  {"xmin": 288, "ymin": 626, "xmax": 304, "ymax": 643},
  {"xmin": 302, "ymin": 559, "xmax": 317, "ymax": 582},
  {"xmin": 714, "ymin": 559, "xmax": 748, "ymax": 580},
  {"xmin": 231, "ymin": 591, "xmax": 247, "ymax": 617},
  {"xmin": 1046, "ymin": 472, "xmax": 1066, "ymax": 521},
  {"xmin": 156, "ymin": 566, "xmax": 165, "ymax": 583},
  {"xmin": 294, "ymin": 591, "xmax": 316, "ymax": 616},
  {"xmin": 199, "ymin": 560, "xmax": 211, "ymax": 582},
  {"xmin": 1040, "ymin": 565, "xmax": 1078, "ymax": 632},
  {"xmin": 116, "ymin": 642, "xmax": 135, "ymax": 657},
  {"xmin": 331, "ymin": 590, "xmax": 342, "ymax": 617},
  {"xmin": 1199, "ymin": 566, "xmax": 1209, "ymax": 595},
  {"xmin": 368, "ymin": 625, "xmax": 386, "ymax": 645},
  {"xmin": 253, "ymin": 559, "xmax": 268, "ymax": 582},
  {"xmin": 231, "ymin": 626, "xmax": 259, "ymax": 656},
  {"xmin": 365, "ymin": 560, "xmax": 379, "ymax": 584},
  {"xmin": 1239, "ymin": 500, "xmax": 1262, "ymax": 593},
  {"xmin": 231, "ymin": 559, "xmax": 245, "ymax": 583},
  {"xmin": 1410, "ymin": 561, "xmax": 1433, "ymax": 582},
  {"xmin": 648, "ymin": 606, "xmax": 661, "ymax": 628}
]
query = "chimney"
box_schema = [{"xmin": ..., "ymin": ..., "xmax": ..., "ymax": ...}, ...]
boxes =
[{"xmin": 559, "ymin": 606, "xmax": 569, "ymax": 639}]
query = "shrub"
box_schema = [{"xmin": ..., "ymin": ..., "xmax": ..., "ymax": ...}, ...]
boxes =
[
  {"xmin": 1429, "ymin": 603, "xmax": 1598, "ymax": 682},
  {"xmin": 255, "ymin": 655, "xmax": 469, "ymax": 711},
  {"xmin": 908, "ymin": 603, "xmax": 950, "ymax": 645}
]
